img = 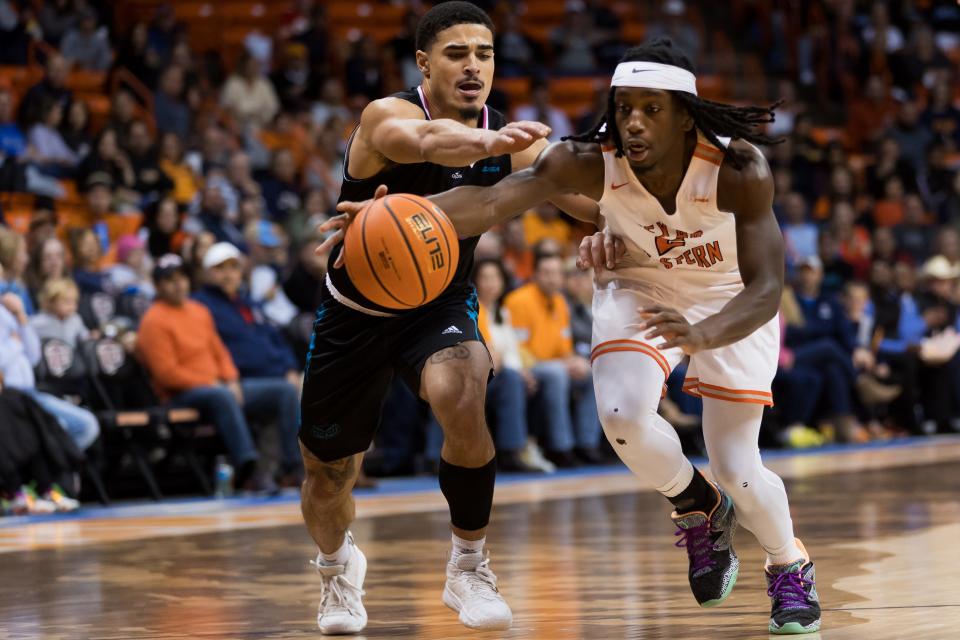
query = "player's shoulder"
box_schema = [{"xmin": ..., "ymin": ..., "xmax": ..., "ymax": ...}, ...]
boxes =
[
  {"xmin": 718, "ymin": 140, "xmax": 772, "ymax": 188},
  {"xmin": 717, "ymin": 139, "xmax": 773, "ymax": 211},
  {"xmin": 360, "ymin": 96, "xmax": 425, "ymax": 126}
]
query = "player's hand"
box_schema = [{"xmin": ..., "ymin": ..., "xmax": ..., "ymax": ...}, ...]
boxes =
[
  {"xmin": 577, "ymin": 231, "xmax": 627, "ymax": 275},
  {"xmin": 483, "ymin": 121, "xmax": 552, "ymax": 156},
  {"xmin": 318, "ymin": 184, "xmax": 389, "ymax": 267},
  {"xmin": 639, "ymin": 306, "xmax": 709, "ymax": 355}
]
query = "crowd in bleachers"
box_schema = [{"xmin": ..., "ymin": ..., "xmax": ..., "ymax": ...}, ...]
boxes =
[{"xmin": 0, "ymin": 0, "xmax": 959, "ymax": 513}]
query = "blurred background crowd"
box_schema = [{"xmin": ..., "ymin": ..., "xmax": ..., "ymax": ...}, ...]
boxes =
[{"xmin": 0, "ymin": 0, "xmax": 959, "ymax": 513}]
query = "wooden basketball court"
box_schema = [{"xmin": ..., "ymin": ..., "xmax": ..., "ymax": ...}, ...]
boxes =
[{"xmin": 2, "ymin": 437, "xmax": 959, "ymax": 639}]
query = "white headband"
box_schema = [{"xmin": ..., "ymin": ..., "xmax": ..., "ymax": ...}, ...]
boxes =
[{"xmin": 611, "ymin": 61, "xmax": 697, "ymax": 95}]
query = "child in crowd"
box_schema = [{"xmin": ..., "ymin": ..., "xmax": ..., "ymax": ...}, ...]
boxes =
[{"xmin": 30, "ymin": 278, "xmax": 89, "ymax": 347}]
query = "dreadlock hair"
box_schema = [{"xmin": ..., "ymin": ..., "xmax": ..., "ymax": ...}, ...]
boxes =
[{"xmin": 565, "ymin": 37, "xmax": 783, "ymax": 168}]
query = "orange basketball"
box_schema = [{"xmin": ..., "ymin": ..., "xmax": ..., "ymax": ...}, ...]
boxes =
[{"xmin": 342, "ymin": 194, "xmax": 460, "ymax": 310}]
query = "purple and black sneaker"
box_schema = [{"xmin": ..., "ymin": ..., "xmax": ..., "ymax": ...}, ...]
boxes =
[
  {"xmin": 766, "ymin": 541, "xmax": 821, "ymax": 634},
  {"xmin": 671, "ymin": 484, "xmax": 739, "ymax": 607}
]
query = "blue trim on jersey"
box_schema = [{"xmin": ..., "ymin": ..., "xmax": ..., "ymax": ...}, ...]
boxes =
[
  {"xmin": 303, "ymin": 300, "xmax": 330, "ymax": 377},
  {"xmin": 465, "ymin": 287, "xmax": 480, "ymax": 341}
]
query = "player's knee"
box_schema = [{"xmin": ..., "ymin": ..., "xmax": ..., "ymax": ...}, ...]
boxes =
[
  {"xmin": 429, "ymin": 373, "xmax": 486, "ymax": 423},
  {"xmin": 709, "ymin": 457, "xmax": 753, "ymax": 495},
  {"xmin": 303, "ymin": 453, "xmax": 360, "ymax": 499},
  {"xmin": 598, "ymin": 398, "xmax": 658, "ymax": 437}
]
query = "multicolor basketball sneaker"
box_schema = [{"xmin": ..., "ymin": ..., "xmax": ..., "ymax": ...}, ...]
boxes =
[
  {"xmin": 766, "ymin": 540, "xmax": 821, "ymax": 634},
  {"xmin": 671, "ymin": 484, "xmax": 739, "ymax": 607}
]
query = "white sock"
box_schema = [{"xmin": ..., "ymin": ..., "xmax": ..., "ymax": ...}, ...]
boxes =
[
  {"xmin": 765, "ymin": 538, "xmax": 805, "ymax": 567},
  {"xmin": 451, "ymin": 533, "xmax": 485, "ymax": 560},
  {"xmin": 656, "ymin": 458, "xmax": 695, "ymax": 498},
  {"xmin": 319, "ymin": 536, "xmax": 352, "ymax": 566}
]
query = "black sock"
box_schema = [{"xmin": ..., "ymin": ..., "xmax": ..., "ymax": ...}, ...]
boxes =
[{"xmin": 667, "ymin": 467, "xmax": 718, "ymax": 514}]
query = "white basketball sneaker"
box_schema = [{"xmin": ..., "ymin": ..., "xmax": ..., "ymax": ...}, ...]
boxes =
[
  {"xmin": 442, "ymin": 552, "xmax": 513, "ymax": 630},
  {"xmin": 313, "ymin": 533, "xmax": 367, "ymax": 635}
]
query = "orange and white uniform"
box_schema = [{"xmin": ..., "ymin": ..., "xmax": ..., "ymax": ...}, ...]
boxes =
[{"xmin": 592, "ymin": 134, "xmax": 778, "ymax": 406}]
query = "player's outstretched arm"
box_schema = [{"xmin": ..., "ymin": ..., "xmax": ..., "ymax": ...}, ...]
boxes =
[
  {"xmin": 643, "ymin": 144, "xmax": 783, "ymax": 353},
  {"xmin": 429, "ymin": 141, "xmax": 603, "ymax": 237},
  {"xmin": 358, "ymin": 98, "xmax": 551, "ymax": 169}
]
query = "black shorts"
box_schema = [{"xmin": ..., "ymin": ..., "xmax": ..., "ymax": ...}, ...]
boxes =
[{"xmin": 299, "ymin": 285, "xmax": 488, "ymax": 462}]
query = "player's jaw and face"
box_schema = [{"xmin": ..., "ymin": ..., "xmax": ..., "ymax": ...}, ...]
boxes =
[
  {"xmin": 613, "ymin": 87, "xmax": 694, "ymax": 173},
  {"xmin": 417, "ymin": 23, "xmax": 494, "ymax": 122}
]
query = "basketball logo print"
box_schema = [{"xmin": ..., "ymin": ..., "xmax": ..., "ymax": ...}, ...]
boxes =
[{"xmin": 405, "ymin": 213, "xmax": 445, "ymax": 273}]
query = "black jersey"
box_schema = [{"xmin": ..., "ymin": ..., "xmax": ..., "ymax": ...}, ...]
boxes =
[{"xmin": 326, "ymin": 86, "xmax": 512, "ymax": 315}]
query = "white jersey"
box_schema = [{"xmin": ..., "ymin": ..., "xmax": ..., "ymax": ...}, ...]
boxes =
[
  {"xmin": 598, "ymin": 134, "xmax": 742, "ymax": 295},
  {"xmin": 590, "ymin": 134, "xmax": 780, "ymax": 406}
]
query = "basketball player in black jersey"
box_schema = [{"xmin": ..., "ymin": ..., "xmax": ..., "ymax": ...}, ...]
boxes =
[{"xmin": 299, "ymin": 3, "xmax": 599, "ymax": 634}]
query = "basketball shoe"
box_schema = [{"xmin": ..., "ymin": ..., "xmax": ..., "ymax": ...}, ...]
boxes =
[
  {"xmin": 766, "ymin": 540, "xmax": 821, "ymax": 634},
  {"xmin": 442, "ymin": 551, "xmax": 513, "ymax": 630},
  {"xmin": 671, "ymin": 484, "xmax": 739, "ymax": 607},
  {"xmin": 313, "ymin": 532, "xmax": 367, "ymax": 635}
]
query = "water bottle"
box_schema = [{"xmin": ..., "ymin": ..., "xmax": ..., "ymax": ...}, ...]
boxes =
[{"xmin": 214, "ymin": 456, "xmax": 234, "ymax": 499}]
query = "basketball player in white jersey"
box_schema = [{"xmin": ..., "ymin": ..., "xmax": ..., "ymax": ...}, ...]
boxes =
[{"xmin": 331, "ymin": 37, "xmax": 821, "ymax": 634}]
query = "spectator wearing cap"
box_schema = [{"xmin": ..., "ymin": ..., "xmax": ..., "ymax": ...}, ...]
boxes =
[
  {"xmin": 60, "ymin": 8, "xmax": 111, "ymax": 72},
  {"xmin": 503, "ymin": 251, "xmax": 603, "ymax": 467},
  {"xmin": 0, "ymin": 260, "xmax": 100, "ymax": 451},
  {"xmin": 191, "ymin": 243, "xmax": 303, "ymax": 481},
  {"xmin": 137, "ymin": 254, "xmax": 277, "ymax": 492},
  {"xmin": 245, "ymin": 221, "xmax": 298, "ymax": 327},
  {"xmin": 915, "ymin": 255, "xmax": 960, "ymax": 433}
]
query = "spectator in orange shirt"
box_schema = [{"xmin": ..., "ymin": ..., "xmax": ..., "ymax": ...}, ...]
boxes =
[
  {"xmin": 137, "ymin": 254, "xmax": 276, "ymax": 492},
  {"xmin": 872, "ymin": 175, "xmax": 906, "ymax": 228},
  {"xmin": 502, "ymin": 218, "xmax": 533, "ymax": 283},
  {"xmin": 503, "ymin": 251, "xmax": 602, "ymax": 467},
  {"xmin": 523, "ymin": 202, "xmax": 571, "ymax": 249},
  {"xmin": 845, "ymin": 75, "xmax": 896, "ymax": 151}
]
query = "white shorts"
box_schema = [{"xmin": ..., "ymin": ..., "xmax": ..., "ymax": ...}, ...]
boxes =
[{"xmin": 590, "ymin": 279, "xmax": 779, "ymax": 406}]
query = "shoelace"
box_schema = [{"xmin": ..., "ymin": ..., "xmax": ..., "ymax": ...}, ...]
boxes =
[
  {"xmin": 767, "ymin": 569, "xmax": 814, "ymax": 609},
  {"xmin": 674, "ymin": 522, "xmax": 716, "ymax": 573},
  {"xmin": 311, "ymin": 561, "xmax": 365, "ymax": 614},
  {"xmin": 459, "ymin": 556, "xmax": 501, "ymax": 600}
]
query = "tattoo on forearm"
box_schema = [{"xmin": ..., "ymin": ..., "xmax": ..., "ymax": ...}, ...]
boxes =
[
  {"xmin": 429, "ymin": 344, "xmax": 471, "ymax": 364},
  {"xmin": 321, "ymin": 456, "xmax": 356, "ymax": 492}
]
